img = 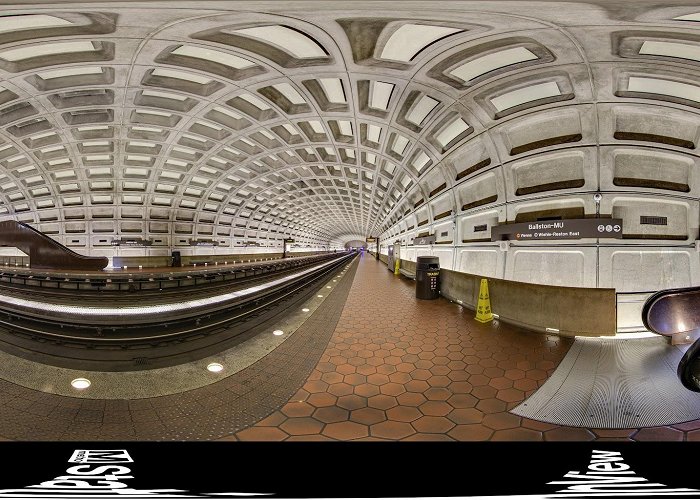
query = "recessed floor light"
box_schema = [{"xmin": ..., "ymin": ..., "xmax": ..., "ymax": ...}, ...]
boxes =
[
  {"xmin": 317, "ymin": 294, "xmax": 323, "ymax": 298},
  {"xmin": 302, "ymin": 308, "xmax": 310, "ymax": 312},
  {"xmin": 273, "ymin": 330, "xmax": 284, "ymax": 336},
  {"xmin": 71, "ymin": 378, "xmax": 91, "ymax": 390},
  {"xmin": 326, "ymin": 286, "xmax": 332, "ymax": 289},
  {"xmin": 207, "ymin": 362, "xmax": 224, "ymax": 373}
]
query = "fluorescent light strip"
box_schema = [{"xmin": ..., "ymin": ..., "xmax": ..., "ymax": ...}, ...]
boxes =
[
  {"xmin": 367, "ymin": 124, "xmax": 382, "ymax": 142},
  {"xmin": 449, "ymin": 47, "xmax": 538, "ymax": 83},
  {"xmin": 135, "ymin": 108, "xmax": 172, "ymax": 117},
  {"xmin": 337, "ymin": 120, "xmax": 352, "ymax": 136},
  {"xmin": 258, "ymin": 129, "xmax": 275, "ymax": 140},
  {"xmin": 674, "ymin": 12, "xmax": 700, "ymax": 21},
  {"xmin": 0, "ymin": 41, "xmax": 96, "ymax": 62},
  {"xmin": 272, "ymin": 83, "xmax": 306, "ymax": 104},
  {"xmin": 37, "ymin": 66, "xmax": 103, "ymax": 80},
  {"xmin": 172, "ymin": 45, "xmax": 254, "ymax": 69},
  {"xmin": 142, "ymin": 89, "xmax": 187, "ymax": 101},
  {"xmin": 0, "ymin": 14, "xmax": 71, "ymax": 34},
  {"xmin": 213, "ymin": 106, "xmax": 242, "ymax": 119},
  {"xmin": 405, "ymin": 95, "xmax": 439, "ymax": 126},
  {"xmin": 413, "ymin": 151, "xmax": 431, "ymax": 172},
  {"xmin": 233, "ymin": 25, "xmax": 326, "ymax": 58},
  {"xmin": 628, "ymin": 76, "xmax": 700, "ymax": 103},
  {"xmin": 152, "ymin": 68, "xmax": 212, "ymax": 85},
  {"xmin": 239, "ymin": 93, "xmax": 270, "ymax": 110},
  {"xmin": 370, "ymin": 81, "xmax": 394, "ymax": 110},
  {"xmin": 282, "ymin": 124, "xmax": 298, "ymax": 135},
  {"xmin": 393, "ymin": 135, "xmax": 409, "ymax": 154},
  {"xmin": 319, "ymin": 78, "xmax": 346, "ymax": 103},
  {"xmin": 380, "ymin": 24, "xmax": 462, "ymax": 62},
  {"xmin": 640, "ymin": 40, "xmax": 700, "ymax": 62},
  {"xmin": 490, "ymin": 81, "xmax": 561, "ymax": 112},
  {"xmin": 435, "ymin": 118, "xmax": 469, "ymax": 147},
  {"xmin": 308, "ymin": 120, "xmax": 325, "ymax": 134},
  {"xmin": 131, "ymin": 126, "xmax": 162, "ymax": 133}
]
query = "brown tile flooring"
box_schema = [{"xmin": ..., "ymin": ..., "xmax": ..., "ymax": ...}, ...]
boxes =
[{"xmin": 233, "ymin": 255, "xmax": 700, "ymax": 441}]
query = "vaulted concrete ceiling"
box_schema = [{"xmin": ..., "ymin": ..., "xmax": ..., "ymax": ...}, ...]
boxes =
[{"xmin": 0, "ymin": 0, "xmax": 699, "ymax": 250}]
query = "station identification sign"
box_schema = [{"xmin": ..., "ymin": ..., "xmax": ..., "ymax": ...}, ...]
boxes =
[{"xmin": 490, "ymin": 218, "xmax": 623, "ymax": 241}]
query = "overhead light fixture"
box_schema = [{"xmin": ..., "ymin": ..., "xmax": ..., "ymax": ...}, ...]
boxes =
[{"xmin": 71, "ymin": 378, "xmax": 91, "ymax": 390}]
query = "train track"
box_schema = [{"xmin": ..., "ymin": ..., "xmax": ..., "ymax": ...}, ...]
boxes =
[{"xmin": 0, "ymin": 251, "xmax": 356, "ymax": 371}]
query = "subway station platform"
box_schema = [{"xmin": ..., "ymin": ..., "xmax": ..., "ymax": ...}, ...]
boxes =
[{"xmin": 0, "ymin": 253, "xmax": 698, "ymax": 442}]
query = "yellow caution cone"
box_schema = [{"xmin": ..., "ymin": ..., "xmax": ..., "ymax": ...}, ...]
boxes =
[
  {"xmin": 475, "ymin": 278, "xmax": 494, "ymax": 323},
  {"xmin": 394, "ymin": 258, "xmax": 400, "ymax": 275}
]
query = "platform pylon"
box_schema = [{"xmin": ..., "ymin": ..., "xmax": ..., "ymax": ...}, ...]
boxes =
[{"xmin": 475, "ymin": 278, "xmax": 494, "ymax": 323}]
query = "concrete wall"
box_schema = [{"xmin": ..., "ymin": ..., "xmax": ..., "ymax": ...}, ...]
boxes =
[
  {"xmin": 372, "ymin": 251, "xmax": 616, "ymax": 337},
  {"xmin": 112, "ymin": 250, "xmax": 328, "ymax": 269},
  {"xmin": 438, "ymin": 268, "xmax": 616, "ymax": 337}
]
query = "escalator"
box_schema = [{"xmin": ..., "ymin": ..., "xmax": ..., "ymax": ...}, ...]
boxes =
[
  {"xmin": 643, "ymin": 286, "xmax": 700, "ymax": 391},
  {"xmin": 0, "ymin": 220, "xmax": 107, "ymax": 270}
]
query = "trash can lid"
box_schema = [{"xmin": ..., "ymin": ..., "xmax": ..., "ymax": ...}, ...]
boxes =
[{"xmin": 416, "ymin": 256, "xmax": 440, "ymax": 269}]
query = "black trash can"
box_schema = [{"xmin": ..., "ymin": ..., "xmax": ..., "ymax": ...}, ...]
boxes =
[
  {"xmin": 171, "ymin": 251, "xmax": 182, "ymax": 267},
  {"xmin": 416, "ymin": 256, "xmax": 440, "ymax": 300}
]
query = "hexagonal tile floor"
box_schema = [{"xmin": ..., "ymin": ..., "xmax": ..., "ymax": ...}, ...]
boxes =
[{"xmin": 233, "ymin": 254, "xmax": 700, "ymax": 441}]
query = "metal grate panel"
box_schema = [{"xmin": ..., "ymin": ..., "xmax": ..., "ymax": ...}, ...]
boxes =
[{"xmin": 512, "ymin": 336, "xmax": 700, "ymax": 428}]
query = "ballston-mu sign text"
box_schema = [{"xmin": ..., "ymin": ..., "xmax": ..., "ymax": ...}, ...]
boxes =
[{"xmin": 491, "ymin": 218, "xmax": 623, "ymax": 241}]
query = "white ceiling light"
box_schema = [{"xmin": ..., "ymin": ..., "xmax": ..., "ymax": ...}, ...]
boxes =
[
  {"xmin": 449, "ymin": 47, "xmax": 538, "ymax": 83},
  {"xmin": 393, "ymin": 135, "xmax": 410, "ymax": 155},
  {"xmin": 412, "ymin": 151, "xmax": 431, "ymax": 173},
  {"xmin": 369, "ymin": 81, "xmax": 394, "ymax": 111},
  {"xmin": 239, "ymin": 93, "xmax": 271, "ymax": 110},
  {"xmin": 367, "ymin": 124, "xmax": 382, "ymax": 142},
  {"xmin": 319, "ymin": 78, "xmax": 346, "ymax": 103},
  {"xmin": 490, "ymin": 81, "xmax": 561, "ymax": 112},
  {"xmin": 674, "ymin": 12, "xmax": 700, "ymax": 21},
  {"xmin": 308, "ymin": 120, "xmax": 325, "ymax": 134},
  {"xmin": 0, "ymin": 14, "xmax": 71, "ymax": 34},
  {"xmin": 0, "ymin": 41, "xmax": 96, "ymax": 61},
  {"xmin": 232, "ymin": 25, "xmax": 326, "ymax": 58},
  {"xmin": 142, "ymin": 89, "xmax": 187, "ymax": 101},
  {"xmin": 282, "ymin": 124, "xmax": 299, "ymax": 135},
  {"xmin": 628, "ymin": 76, "xmax": 700, "ymax": 103},
  {"xmin": 71, "ymin": 378, "xmax": 91, "ymax": 389},
  {"xmin": 406, "ymin": 95, "xmax": 440, "ymax": 126},
  {"xmin": 338, "ymin": 120, "xmax": 353, "ymax": 136},
  {"xmin": 152, "ymin": 68, "xmax": 213, "ymax": 85},
  {"xmin": 131, "ymin": 125, "xmax": 163, "ymax": 134},
  {"xmin": 37, "ymin": 66, "xmax": 103, "ymax": 80},
  {"xmin": 172, "ymin": 45, "xmax": 255, "ymax": 69},
  {"xmin": 640, "ymin": 40, "xmax": 700, "ymax": 62},
  {"xmin": 272, "ymin": 83, "xmax": 306, "ymax": 104},
  {"xmin": 380, "ymin": 24, "xmax": 462, "ymax": 62},
  {"xmin": 135, "ymin": 108, "xmax": 172, "ymax": 117}
]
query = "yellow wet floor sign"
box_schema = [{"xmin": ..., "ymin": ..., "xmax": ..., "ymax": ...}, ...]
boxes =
[
  {"xmin": 475, "ymin": 278, "xmax": 494, "ymax": 323},
  {"xmin": 394, "ymin": 258, "xmax": 400, "ymax": 275}
]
